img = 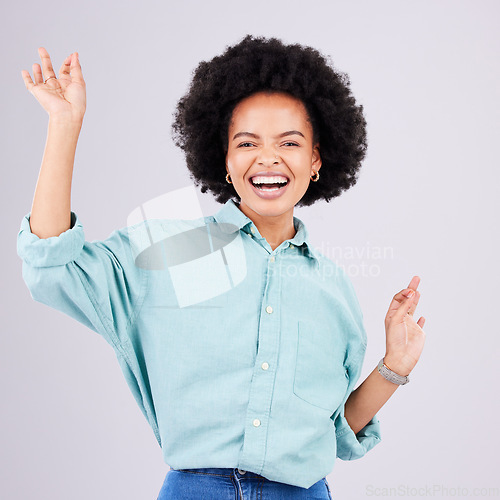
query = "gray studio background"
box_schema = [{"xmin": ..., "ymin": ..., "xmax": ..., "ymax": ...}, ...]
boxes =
[{"xmin": 1, "ymin": 1, "xmax": 499, "ymax": 499}]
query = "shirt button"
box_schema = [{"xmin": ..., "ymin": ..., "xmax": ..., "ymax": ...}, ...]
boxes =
[
  {"xmin": 261, "ymin": 362, "xmax": 269, "ymax": 370},
  {"xmin": 270, "ymin": 256, "xmax": 275, "ymax": 263},
  {"xmin": 253, "ymin": 419, "xmax": 261, "ymax": 427},
  {"xmin": 289, "ymin": 243, "xmax": 294, "ymax": 248},
  {"xmin": 251, "ymin": 226, "xmax": 255, "ymax": 234},
  {"xmin": 238, "ymin": 469, "xmax": 246, "ymax": 475},
  {"xmin": 265, "ymin": 306, "xmax": 273, "ymax": 314}
]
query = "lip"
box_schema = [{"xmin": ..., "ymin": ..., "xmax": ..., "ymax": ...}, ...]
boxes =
[{"xmin": 248, "ymin": 175, "xmax": 290, "ymax": 200}]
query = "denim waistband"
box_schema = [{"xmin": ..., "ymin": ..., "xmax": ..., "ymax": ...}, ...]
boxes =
[{"xmin": 172, "ymin": 467, "xmax": 267, "ymax": 480}]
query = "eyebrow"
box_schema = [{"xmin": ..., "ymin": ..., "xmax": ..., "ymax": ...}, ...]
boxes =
[{"xmin": 232, "ymin": 130, "xmax": 305, "ymax": 141}]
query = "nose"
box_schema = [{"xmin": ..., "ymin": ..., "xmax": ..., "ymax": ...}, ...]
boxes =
[{"xmin": 257, "ymin": 145, "xmax": 280, "ymax": 166}]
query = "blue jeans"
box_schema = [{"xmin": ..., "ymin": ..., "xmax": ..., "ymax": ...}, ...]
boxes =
[{"xmin": 157, "ymin": 467, "xmax": 333, "ymax": 499}]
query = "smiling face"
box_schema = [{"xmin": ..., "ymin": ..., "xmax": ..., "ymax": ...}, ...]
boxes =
[{"xmin": 225, "ymin": 91, "xmax": 321, "ymax": 221}]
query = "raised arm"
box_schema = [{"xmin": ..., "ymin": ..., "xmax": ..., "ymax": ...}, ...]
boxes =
[
  {"xmin": 17, "ymin": 48, "xmax": 145, "ymax": 343},
  {"xmin": 21, "ymin": 47, "xmax": 86, "ymax": 238},
  {"xmin": 344, "ymin": 276, "xmax": 426, "ymax": 434}
]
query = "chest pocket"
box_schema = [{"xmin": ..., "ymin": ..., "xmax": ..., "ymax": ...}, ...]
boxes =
[{"xmin": 293, "ymin": 320, "xmax": 349, "ymax": 413}]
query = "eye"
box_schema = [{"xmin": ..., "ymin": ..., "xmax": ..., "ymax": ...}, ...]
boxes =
[
  {"xmin": 282, "ymin": 142, "xmax": 299, "ymax": 147},
  {"xmin": 237, "ymin": 142, "xmax": 255, "ymax": 148}
]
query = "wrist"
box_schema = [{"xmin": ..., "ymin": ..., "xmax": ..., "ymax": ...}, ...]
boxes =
[
  {"xmin": 383, "ymin": 353, "xmax": 413, "ymax": 377},
  {"xmin": 48, "ymin": 113, "xmax": 84, "ymax": 128},
  {"xmin": 47, "ymin": 117, "xmax": 83, "ymax": 146}
]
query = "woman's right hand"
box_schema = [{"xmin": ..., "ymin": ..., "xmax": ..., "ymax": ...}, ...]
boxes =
[{"xmin": 21, "ymin": 47, "xmax": 86, "ymax": 122}]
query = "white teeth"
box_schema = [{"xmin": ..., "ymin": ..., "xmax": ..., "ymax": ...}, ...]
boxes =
[{"xmin": 251, "ymin": 176, "xmax": 288, "ymax": 185}]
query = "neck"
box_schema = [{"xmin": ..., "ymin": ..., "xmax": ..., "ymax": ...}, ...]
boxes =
[{"xmin": 237, "ymin": 201, "xmax": 296, "ymax": 251}]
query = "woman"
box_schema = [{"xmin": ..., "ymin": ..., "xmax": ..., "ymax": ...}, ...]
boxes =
[{"xmin": 19, "ymin": 35, "xmax": 426, "ymax": 499}]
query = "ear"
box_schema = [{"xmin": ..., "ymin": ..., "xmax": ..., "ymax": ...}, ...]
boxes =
[{"xmin": 312, "ymin": 143, "xmax": 322, "ymax": 172}]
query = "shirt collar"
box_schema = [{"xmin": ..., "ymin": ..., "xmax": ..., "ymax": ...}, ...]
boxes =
[{"xmin": 212, "ymin": 199, "xmax": 321, "ymax": 263}]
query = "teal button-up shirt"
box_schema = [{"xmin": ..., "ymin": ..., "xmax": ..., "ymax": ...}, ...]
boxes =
[{"xmin": 17, "ymin": 198, "xmax": 381, "ymax": 489}]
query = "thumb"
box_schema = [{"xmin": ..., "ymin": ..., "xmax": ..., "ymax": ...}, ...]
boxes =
[{"xmin": 70, "ymin": 52, "xmax": 85, "ymax": 84}]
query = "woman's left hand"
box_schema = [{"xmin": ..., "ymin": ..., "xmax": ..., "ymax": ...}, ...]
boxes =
[{"xmin": 383, "ymin": 275, "xmax": 426, "ymax": 376}]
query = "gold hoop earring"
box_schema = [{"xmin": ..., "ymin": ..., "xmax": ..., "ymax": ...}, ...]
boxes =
[
  {"xmin": 226, "ymin": 172, "xmax": 232, "ymax": 184},
  {"xmin": 310, "ymin": 170, "xmax": 320, "ymax": 182}
]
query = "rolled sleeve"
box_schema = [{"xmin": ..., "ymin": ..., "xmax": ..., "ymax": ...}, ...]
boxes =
[
  {"xmin": 333, "ymin": 344, "xmax": 382, "ymax": 460},
  {"xmin": 16, "ymin": 211, "xmax": 148, "ymax": 350},
  {"xmin": 17, "ymin": 211, "xmax": 85, "ymax": 267},
  {"xmin": 334, "ymin": 409, "xmax": 382, "ymax": 460}
]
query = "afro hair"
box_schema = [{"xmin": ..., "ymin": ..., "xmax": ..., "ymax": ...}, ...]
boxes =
[{"xmin": 171, "ymin": 34, "xmax": 367, "ymax": 207}]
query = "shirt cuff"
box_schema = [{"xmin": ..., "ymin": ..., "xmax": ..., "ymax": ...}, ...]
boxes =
[
  {"xmin": 335, "ymin": 412, "xmax": 382, "ymax": 460},
  {"xmin": 17, "ymin": 211, "xmax": 85, "ymax": 267}
]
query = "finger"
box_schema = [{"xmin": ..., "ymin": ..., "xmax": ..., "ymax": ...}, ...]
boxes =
[
  {"xmin": 407, "ymin": 289, "xmax": 420, "ymax": 316},
  {"xmin": 417, "ymin": 317, "xmax": 425, "ymax": 328},
  {"xmin": 407, "ymin": 275, "xmax": 421, "ymax": 292},
  {"xmin": 32, "ymin": 62, "xmax": 43, "ymax": 85},
  {"xmin": 21, "ymin": 69, "xmax": 36, "ymax": 92},
  {"xmin": 387, "ymin": 287, "xmax": 416, "ymax": 315},
  {"xmin": 405, "ymin": 276, "xmax": 421, "ymax": 316},
  {"xmin": 58, "ymin": 53, "xmax": 73, "ymax": 79},
  {"xmin": 69, "ymin": 52, "xmax": 85, "ymax": 84},
  {"xmin": 395, "ymin": 289, "xmax": 415, "ymax": 321},
  {"xmin": 38, "ymin": 47, "xmax": 57, "ymax": 82}
]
